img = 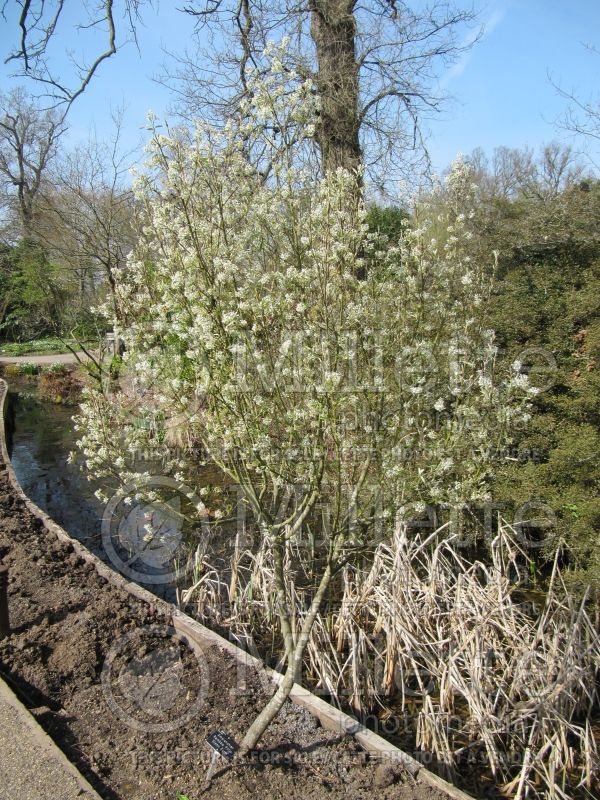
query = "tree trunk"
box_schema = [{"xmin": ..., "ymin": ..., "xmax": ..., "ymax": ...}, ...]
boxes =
[
  {"xmin": 273, "ymin": 537, "xmax": 296, "ymax": 664},
  {"xmin": 309, "ymin": 0, "xmax": 362, "ymax": 180},
  {"xmin": 19, "ymin": 189, "xmax": 35, "ymax": 240},
  {"xmin": 105, "ymin": 263, "xmax": 122, "ymax": 360},
  {"xmin": 238, "ymin": 562, "xmax": 333, "ymax": 754}
]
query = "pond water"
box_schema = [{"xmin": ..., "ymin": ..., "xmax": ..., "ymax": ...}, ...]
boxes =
[
  {"xmin": 5, "ymin": 387, "xmax": 180, "ymax": 600},
  {"xmin": 7, "ymin": 388, "xmax": 106, "ymax": 550}
]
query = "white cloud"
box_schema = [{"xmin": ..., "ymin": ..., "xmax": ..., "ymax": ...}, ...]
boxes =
[{"xmin": 439, "ymin": 7, "xmax": 507, "ymax": 89}]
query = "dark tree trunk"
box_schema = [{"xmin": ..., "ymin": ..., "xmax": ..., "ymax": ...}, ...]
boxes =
[
  {"xmin": 309, "ymin": 0, "xmax": 362, "ymax": 180},
  {"xmin": 18, "ymin": 184, "xmax": 35, "ymax": 240}
]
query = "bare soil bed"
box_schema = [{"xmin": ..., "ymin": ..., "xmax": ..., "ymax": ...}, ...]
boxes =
[{"xmin": 0, "ymin": 463, "xmax": 451, "ymax": 800}]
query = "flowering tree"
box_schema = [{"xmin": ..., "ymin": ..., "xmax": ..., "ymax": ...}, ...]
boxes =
[{"xmin": 75, "ymin": 50, "xmax": 529, "ymax": 752}]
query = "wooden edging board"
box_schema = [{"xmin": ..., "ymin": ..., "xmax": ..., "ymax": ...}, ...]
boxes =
[{"xmin": 0, "ymin": 378, "xmax": 475, "ymax": 800}]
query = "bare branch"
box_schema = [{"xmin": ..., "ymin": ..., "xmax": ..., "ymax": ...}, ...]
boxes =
[
  {"xmin": 4, "ymin": 0, "xmax": 141, "ymax": 108},
  {"xmin": 0, "ymin": 87, "xmax": 68, "ymax": 238},
  {"xmin": 165, "ymin": 0, "xmax": 478, "ymax": 192}
]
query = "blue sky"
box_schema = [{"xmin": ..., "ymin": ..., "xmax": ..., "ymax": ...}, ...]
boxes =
[
  {"xmin": 428, "ymin": 0, "xmax": 600, "ymax": 171},
  {"xmin": 1, "ymin": 0, "xmax": 600, "ymax": 174}
]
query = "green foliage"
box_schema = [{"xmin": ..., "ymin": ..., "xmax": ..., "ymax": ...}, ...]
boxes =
[
  {"xmin": 0, "ymin": 239, "xmax": 107, "ymax": 343},
  {"xmin": 0, "ymin": 338, "xmax": 76, "ymax": 356},
  {"xmin": 108, "ymin": 354, "xmax": 123, "ymax": 380},
  {"xmin": 70, "ymin": 313, "xmax": 105, "ymax": 342},
  {"xmin": 42, "ymin": 362, "xmax": 69, "ymax": 375},
  {"xmin": 18, "ymin": 362, "xmax": 40, "ymax": 375},
  {"xmin": 484, "ymin": 177, "xmax": 600, "ymax": 589},
  {"xmin": 0, "ymin": 240, "xmax": 69, "ymax": 340},
  {"xmin": 365, "ymin": 203, "xmax": 408, "ymax": 241}
]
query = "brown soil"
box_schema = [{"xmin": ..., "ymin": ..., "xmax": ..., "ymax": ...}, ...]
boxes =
[
  {"xmin": 0, "ymin": 367, "xmax": 84, "ymax": 405},
  {"xmin": 0, "ymin": 464, "xmax": 451, "ymax": 800},
  {"xmin": 37, "ymin": 370, "xmax": 85, "ymax": 405}
]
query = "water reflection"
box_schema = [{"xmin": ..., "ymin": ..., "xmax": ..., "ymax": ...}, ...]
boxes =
[
  {"xmin": 8, "ymin": 389, "xmax": 105, "ymax": 548},
  {"xmin": 6, "ymin": 389, "xmax": 177, "ymax": 600}
]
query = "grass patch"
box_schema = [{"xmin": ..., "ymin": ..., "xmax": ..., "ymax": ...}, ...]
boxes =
[
  {"xmin": 0, "ymin": 338, "xmax": 93, "ymax": 356},
  {"xmin": 1, "ymin": 362, "xmax": 41, "ymax": 377},
  {"xmin": 19, "ymin": 362, "xmax": 40, "ymax": 375},
  {"xmin": 41, "ymin": 362, "xmax": 69, "ymax": 375}
]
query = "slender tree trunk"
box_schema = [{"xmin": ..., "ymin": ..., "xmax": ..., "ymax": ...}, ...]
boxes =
[
  {"xmin": 105, "ymin": 264, "xmax": 122, "ymax": 360},
  {"xmin": 239, "ymin": 562, "xmax": 333, "ymax": 754},
  {"xmin": 309, "ymin": 0, "xmax": 362, "ymax": 180},
  {"xmin": 273, "ymin": 537, "xmax": 296, "ymax": 664}
]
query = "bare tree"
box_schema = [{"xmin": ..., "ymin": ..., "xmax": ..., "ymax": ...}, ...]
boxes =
[
  {"xmin": 551, "ymin": 45, "xmax": 600, "ymax": 146},
  {"xmin": 4, "ymin": 1, "xmax": 479, "ymax": 192},
  {"xmin": 2, "ymin": 0, "xmax": 143, "ymax": 108},
  {"xmin": 38, "ymin": 112, "xmax": 136, "ymax": 353},
  {"xmin": 462, "ymin": 142, "xmax": 594, "ymax": 276},
  {"xmin": 535, "ymin": 142, "xmax": 585, "ymax": 198},
  {"xmin": 467, "ymin": 143, "xmax": 585, "ymax": 202},
  {"xmin": 0, "ymin": 87, "xmax": 67, "ymax": 238},
  {"xmin": 170, "ymin": 1, "xmax": 480, "ymax": 192}
]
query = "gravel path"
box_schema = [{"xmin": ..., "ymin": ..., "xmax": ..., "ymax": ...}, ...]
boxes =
[
  {"xmin": 0, "ymin": 352, "xmax": 95, "ymax": 365},
  {"xmin": 0, "ymin": 675, "xmax": 101, "ymax": 800}
]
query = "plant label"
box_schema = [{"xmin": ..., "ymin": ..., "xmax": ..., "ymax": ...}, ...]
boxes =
[{"xmin": 207, "ymin": 730, "xmax": 238, "ymax": 761}]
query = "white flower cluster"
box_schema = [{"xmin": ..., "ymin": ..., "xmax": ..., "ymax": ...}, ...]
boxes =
[{"xmin": 74, "ymin": 44, "xmax": 527, "ymax": 541}]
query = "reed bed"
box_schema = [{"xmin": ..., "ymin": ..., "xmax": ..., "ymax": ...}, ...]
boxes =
[{"xmin": 181, "ymin": 521, "xmax": 600, "ymax": 798}]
